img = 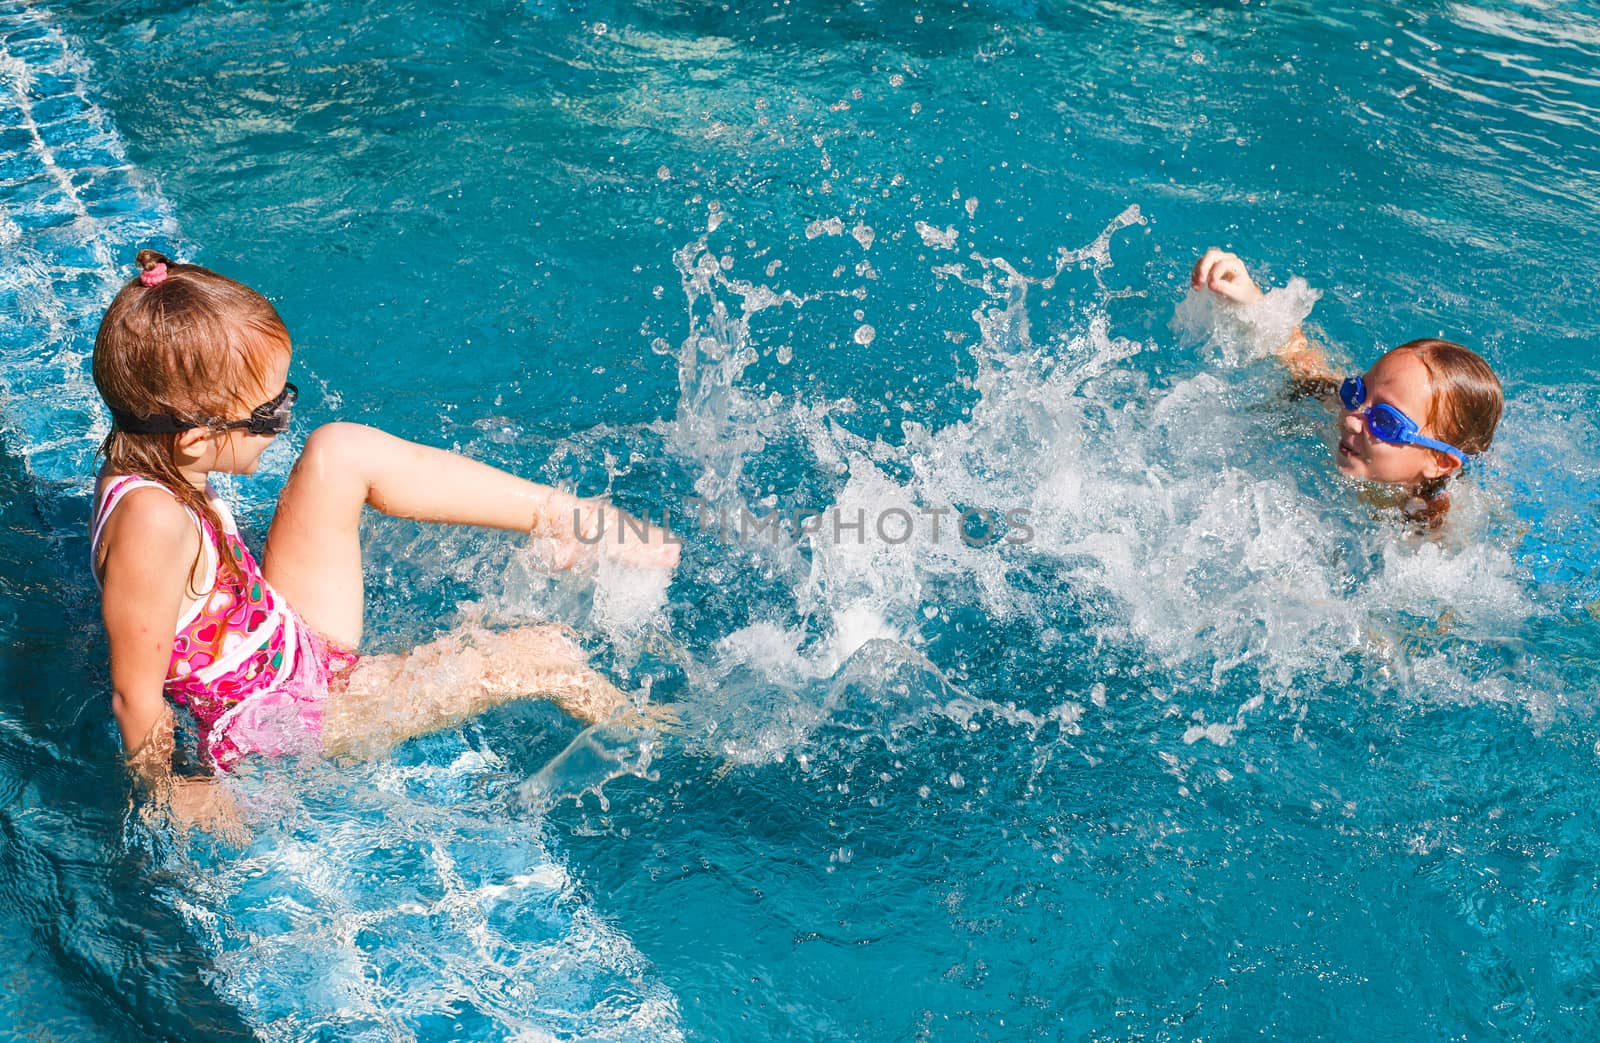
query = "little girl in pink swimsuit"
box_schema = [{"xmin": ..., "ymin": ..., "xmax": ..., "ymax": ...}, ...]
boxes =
[{"xmin": 91, "ymin": 250, "xmax": 678, "ymax": 834}]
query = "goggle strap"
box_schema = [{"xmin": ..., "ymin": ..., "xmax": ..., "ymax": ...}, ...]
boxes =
[
  {"xmin": 110, "ymin": 408, "xmax": 197, "ymax": 435},
  {"xmin": 1408, "ymin": 434, "xmax": 1467, "ymax": 467}
]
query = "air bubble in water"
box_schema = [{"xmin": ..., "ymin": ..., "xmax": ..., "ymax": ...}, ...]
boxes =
[{"xmin": 854, "ymin": 324, "xmax": 876, "ymax": 346}]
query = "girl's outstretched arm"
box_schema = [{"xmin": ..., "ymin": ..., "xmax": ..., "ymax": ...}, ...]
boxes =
[
  {"xmin": 1191, "ymin": 248, "xmax": 1339, "ymax": 387},
  {"xmin": 99, "ymin": 489, "xmax": 244, "ymax": 837}
]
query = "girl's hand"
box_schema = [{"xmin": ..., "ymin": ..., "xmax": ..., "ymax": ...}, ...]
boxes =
[
  {"xmin": 535, "ymin": 501, "xmax": 680, "ymax": 571},
  {"xmin": 167, "ymin": 777, "xmax": 250, "ymax": 844},
  {"xmin": 589, "ymin": 504, "xmax": 681, "ymax": 571},
  {"xmin": 1191, "ymin": 248, "xmax": 1338, "ymax": 384},
  {"xmin": 1191, "ymin": 248, "xmax": 1265, "ymax": 305},
  {"xmin": 127, "ymin": 711, "xmax": 250, "ymax": 843}
]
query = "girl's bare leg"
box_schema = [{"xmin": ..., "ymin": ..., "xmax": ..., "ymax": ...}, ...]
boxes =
[
  {"xmin": 263, "ymin": 423, "xmax": 677, "ymax": 650},
  {"xmin": 262, "ymin": 423, "xmax": 578, "ymax": 649},
  {"xmin": 320, "ymin": 624, "xmax": 630, "ymax": 761}
]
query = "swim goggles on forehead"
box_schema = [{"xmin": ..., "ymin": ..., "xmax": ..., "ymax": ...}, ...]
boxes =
[
  {"xmin": 1339, "ymin": 376, "xmax": 1465, "ymax": 465},
  {"xmin": 111, "ymin": 383, "xmax": 298, "ymax": 436}
]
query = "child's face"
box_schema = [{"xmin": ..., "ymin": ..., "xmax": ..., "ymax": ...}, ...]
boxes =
[
  {"xmin": 1335, "ymin": 349, "xmax": 1456, "ymax": 488},
  {"xmin": 209, "ymin": 349, "xmax": 294, "ymax": 476}
]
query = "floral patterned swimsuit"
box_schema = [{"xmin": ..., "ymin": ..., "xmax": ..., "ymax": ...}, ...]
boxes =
[{"xmin": 91, "ymin": 474, "xmax": 358, "ymax": 770}]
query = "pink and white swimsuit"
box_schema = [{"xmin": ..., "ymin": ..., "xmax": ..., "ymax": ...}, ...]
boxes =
[{"xmin": 91, "ymin": 474, "xmax": 358, "ymax": 770}]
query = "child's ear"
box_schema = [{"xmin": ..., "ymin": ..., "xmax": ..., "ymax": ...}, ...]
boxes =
[
  {"xmin": 1423, "ymin": 450, "xmax": 1462, "ymax": 481},
  {"xmin": 173, "ymin": 427, "xmax": 215, "ymax": 465}
]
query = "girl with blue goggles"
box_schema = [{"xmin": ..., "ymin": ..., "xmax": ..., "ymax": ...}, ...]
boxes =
[
  {"xmin": 1337, "ymin": 375, "xmax": 1466, "ymax": 466},
  {"xmin": 1191, "ymin": 248, "xmax": 1503, "ymax": 519}
]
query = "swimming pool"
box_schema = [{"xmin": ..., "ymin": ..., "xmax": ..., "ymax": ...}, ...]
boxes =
[{"xmin": 4, "ymin": 0, "xmax": 1600, "ymax": 1037}]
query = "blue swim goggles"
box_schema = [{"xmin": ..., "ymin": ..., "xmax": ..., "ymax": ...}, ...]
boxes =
[{"xmin": 1339, "ymin": 376, "xmax": 1465, "ymax": 465}]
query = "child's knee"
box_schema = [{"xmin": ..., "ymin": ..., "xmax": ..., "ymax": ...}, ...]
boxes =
[{"xmin": 297, "ymin": 422, "xmax": 381, "ymax": 478}]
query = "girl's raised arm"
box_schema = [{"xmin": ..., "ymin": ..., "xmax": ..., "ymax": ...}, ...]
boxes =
[{"xmin": 1191, "ymin": 247, "xmax": 1340, "ymax": 388}]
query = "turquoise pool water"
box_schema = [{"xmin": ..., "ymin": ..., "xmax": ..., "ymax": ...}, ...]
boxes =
[{"xmin": 4, "ymin": 0, "xmax": 1600, "ymax": 1037}]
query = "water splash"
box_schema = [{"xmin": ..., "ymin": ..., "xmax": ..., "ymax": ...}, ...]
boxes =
[
  {"xmin": 1170, "ymin": 277, "xmax": 1323, "ymax": 367},
  {"xmin": 655, "ymin": 202, "xmax": 1545, "ymax": 774},
  {"xmin": 517, "ymin": 718, "xmax": 662, "ymax": 811}
]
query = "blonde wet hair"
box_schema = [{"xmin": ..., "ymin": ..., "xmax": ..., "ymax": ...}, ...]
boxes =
[{"xmin": 93, "ymin": 249, "xmax": 291, "ymax": 583}]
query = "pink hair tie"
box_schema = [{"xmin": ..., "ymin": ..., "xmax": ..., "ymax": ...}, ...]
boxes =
[{"xmin": 140, "ymin": 263, "xmax": 168, "ymax": 287}]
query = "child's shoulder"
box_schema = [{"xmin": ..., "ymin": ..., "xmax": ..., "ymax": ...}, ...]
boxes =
[{"xmin": 95, "ymin": 475, "xmax": 198, "ymax": 554}]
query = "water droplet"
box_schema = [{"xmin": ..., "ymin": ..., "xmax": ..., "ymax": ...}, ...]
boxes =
[{"xmin": 806, "ymin": 217, "xmax": 845, "ymax": 239}]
